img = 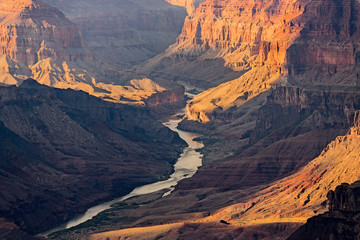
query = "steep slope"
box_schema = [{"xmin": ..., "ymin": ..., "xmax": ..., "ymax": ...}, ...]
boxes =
[
  {"xmin": 186, "ymin": 0, "xmax": 360, "ymax": 122},
  {"xmin": 83, "ymin": 126, "xmax": 360, "ymax": 240},
  {"xmin": 0, "ymin": 79, "xmax": 185, "ymax": 234},
  {"xmin": 287, "ymin": 181, "xmax": 360, "ymax": 240},
  {"xmin": 50, "ymin": 87, "xmax": 360, "ymax": 240},
  {"xmin": 165, "ymin": 0, "xmax": 206, "ymax": 15},
  {"xmin": 205, "ymin": 126, "xmax": 360, "ymax": 225},
  {"xmin": 0, "ymin": 0, "xmax": 184, "ymax": 106},
  {"xmin": 137, "ymin": 0, "xmax": 360, "ymax": 122},
  {"xmin": 139, "ymin": 0, "xmax": 304, "ymax": 93},
  {"xmin": 177, "ymin": 86, "xmax": 360, "ymax": 192},
  {"xmin": 43, "ymin": 0, "xmax": 187, "ymax": 67}
]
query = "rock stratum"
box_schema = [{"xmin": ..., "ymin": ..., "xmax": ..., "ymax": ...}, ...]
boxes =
[
  {"xmin": 137, "ymin": 0, "xmax": 360, "ymax": 122},
  {"xmin": 50, "ymin": 85, "xmax": 360, "ymax": 240},
  {"xmin": 165, "ymin": 0, "xmax": 206, "ymax": 15},
  {"xmin": 0, "ymin": 79, "xmax": 185, "ymax": 234},
  {"xmin": 0, "ymin": 0, "xmax": 185, "ymax": 106},
  {"xmin": 44, "ymin": 0, "xmax": 188, "ymax": 67},
  {"xmin": 287, "ymin": 180, "xmax": 360, "ymax": 240},
  {"xmin": 79, "ymin": 116, "xmax": 360, "ymax": 240}
]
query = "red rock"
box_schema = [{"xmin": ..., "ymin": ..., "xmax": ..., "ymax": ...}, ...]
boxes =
[{"xmin": 0, "ymin": 0, "xmax": 89, "ymax": 66}]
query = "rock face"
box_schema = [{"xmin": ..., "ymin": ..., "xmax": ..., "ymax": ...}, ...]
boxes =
[
  {"xmin": 203, "ymin": 126, "xmax": 360, "ymax": 225},
  {"xmin": 165, "ymin": 0, "xmax": 205, "ymax": 15},
  {"xmin": 0, "ymin": 0, "xmax": 87, "ymax": 66},
  {"xmin": 140, "ymin": 0, "xmax": 306, "ymax": 120},
  {"xmin": 0, "ymin": 79, "xmax": 185, "ymax": 234},
  {"xmin": 44, "ymin": 0, "xmax": 187, "ymax": 67},
  {"xmin": 0, "ymin": 0, "xmax": 185, "ymax": 107},
  {"xmin": 164, "ymin": 0, "xmax": 360, "ymax": 123},
  {"xmin": 52, "ymin": 88, "xmax": 360, "ymax": 240},
  {"xmin": 287, "ymin": 181, "xmax": 360, "ymax": 240},
  {"xmin": 251, "ymin": 86, "xmax": 360, "ymax": 142},
  {"xmin": 177, "ymin": 86, "xmax": 360, "ymax": 191},
  {"xmin": 328, "ymin": 182, "xmax": 360, "ymax": 212}
]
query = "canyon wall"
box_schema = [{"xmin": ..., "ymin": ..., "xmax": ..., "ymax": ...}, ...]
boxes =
[
  {"xmin": 44, "ymin": 0, "xmax": 187, "ymax": 67},
  {"xmin": 0, "ymin": 0, "xmax": 185, "ymax": 107},
  {"xmin": 165, "ymin": 0, "xmax": 206, "ymax": 15},
  {"xmin": 251, "ymin": 86, "xmax": 360, "ymax": 142},
  {"xmin": 58, "ymin": 98, "xmax": 360, "ymax": 240},
  {"xmin": 288, "ymin": 181, "xmax": 360, "ymax": 240},
  {"xmin": 163, "ymin": 0, "xmax": 360, "ymax": 123},
  {"xmin": 176, "ymin": 86, "xmax": 359, "ymax": 192},
  {"xmin": 0, "ymin": 0, "xmax": 88, "ymax": 66},
  {"xmin": 0, "ymin": 79, "xmax": 185, "ymax": 234}
]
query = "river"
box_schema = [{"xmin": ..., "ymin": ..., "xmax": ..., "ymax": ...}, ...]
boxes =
[{"xmin": 40, "ymin": 106, "xmax": 204, "ymax": 237}]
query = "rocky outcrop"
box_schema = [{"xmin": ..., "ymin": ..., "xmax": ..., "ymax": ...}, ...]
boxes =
[
  {"xmin": 145, "ymin": 85, "xmax": 185, "ymax": 107},
  {"xmin": 0, "ymin": 0, "xmax": 88, "ymax": 66},
  {"xmin": 251, "ymin": 86, "xmax": 360, "ymax": 142},
  {"xmin": 287, "ymin": 181, "xmax": 360, "ymax": 240},
  {"xmin": 44, "ymin": 0, "xmax": 187, "ymax": 67},
  {"xmin": 176, "ymin": 86, "xmax": 360, "ymax": 192},
  {"xmin": 328, "ymin": 182, "xmax": 360, "ymax": 212},
  {"xmin": 165, "ymin": 0, "xmax": 205, "ymax": 15},
  {"xmin": 0, "ymin": 79, "xmax": 185, "ymax": 234},
  {"xmin": 171, "ymin": 0, "xmax": 360, "ymax": 123},
  {"xmin": 0, "ymin": 0, "xmax": 185, "ymax": 106}
]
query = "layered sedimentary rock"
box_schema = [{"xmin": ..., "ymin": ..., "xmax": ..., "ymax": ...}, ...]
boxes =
[
  {"xmin": 81, "ymin": 125, "xmax": 360, "ymax": 240},
  {"xmin": 177, "ymin": 86, "xmax": 360, "ymax": 191},
  {"xmin": 165, "ymin": 0, "xmax": 360, "ymax": 123},
  {"xmin": 287, "ymin": 181, "xmax": 360, "ymax": 240},
  {"xmin": 44, "ymin": 0, "xmax": 187, "ymax": 67},
  {"xmin": 52, "ymin": 87, "xmax": 360, "ymax": 240},
  {"xmin": 0, "ymin": 0, "xmax": 185, "ymax": 106},
  {"xmin": 140, "ymin": 0, "xmax": 307, "ymax": 120},
  {"xmin": 0, "ymin": 0, "xmax": 87, "ymax": 66},
  {"xmin": 0, "ymin": 79, "xmax": 185, "ymax": 234},
  {"xmin": 203, "ymin": 126, "xmax": 360, "ymax": 224},
  {"xmin": 165, "ymin": 0, "xmax": 205, "ymax": 15}
]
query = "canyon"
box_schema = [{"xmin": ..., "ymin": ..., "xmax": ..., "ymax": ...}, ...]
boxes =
[
  {"xmin": 0, "ymin": 79, "xmax": 185, "ymax": 235},
  {"xmin": 0, "ymin": 0, "xmax": 360, "ymax": 239},
  {"xmin": 43, "ymin": 0, "xmax": 188, "ymax": 67},
  {"xmin": 0, "ymin": 0, "xmax": 186, "ymax": 106},
  {"xmin": 49, "ymin": 85, "xmax": 360, "ymax": 239}
]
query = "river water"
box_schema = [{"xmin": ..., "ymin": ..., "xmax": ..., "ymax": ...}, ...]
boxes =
[{"xmin": 40, "ymin": 107, "xmax": 203, "ymax": 237}]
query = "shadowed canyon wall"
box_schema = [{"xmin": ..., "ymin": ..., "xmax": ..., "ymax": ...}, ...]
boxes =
[
  {"xmin": 44, "ymin": 0, "xmax": 188, "ymax": 67},
  {"xmin": 0, "ymin": 79, "xmax": 185, "ymax": 234}
]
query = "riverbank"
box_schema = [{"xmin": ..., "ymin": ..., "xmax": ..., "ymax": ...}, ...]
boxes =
[{"xmin": 41, "ymin": 106, "xmax": 204, "ymax": 239}]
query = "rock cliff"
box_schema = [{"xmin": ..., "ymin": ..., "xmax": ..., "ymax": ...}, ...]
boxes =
[
  {"xmin": 0, "ymin": 79, "xmax": 185, "ymax": 234},
  {"xmin": 140, "ymin": 0, "xmax": 307, "ymax": 121},
  {"xmin": 44, "ymin": 0, "xmax": 187, "ymax": 67},
  {"xmin": 148, "ymin": 0, "xmax": 360, "ymax": 123},
  {"xmin": 51, "ymin": 87, "xmax": 360, "ymax": 240},
  {"xmin": 165, "ymin": 0, "xmax": 205, "ymax": 15},
  {"xmin": 251, "ymin": 86, "xmax": 360, "ymax": 142},
  {"xmin": 0, "ymin": 0, "xmax": 87, "ymax": 66},
  {"xmin": 0, "ymin": 0, "xmax": 185, "ymax": 107},
  {"xmin": 177, "ymin": 86, "xmax": 360, "ymax": 192},
  {"xmin": 287, "ymin": 180, "xmax": 360, "ymax": 240}
]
